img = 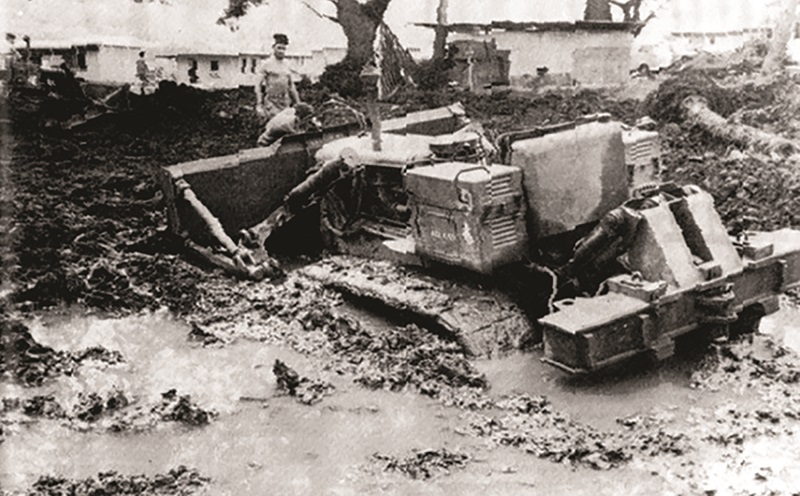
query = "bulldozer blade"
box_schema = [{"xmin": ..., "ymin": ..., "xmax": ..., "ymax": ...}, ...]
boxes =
[{"xmin": 300, "ymin": 255, "xmax": 533, "ymax": 357}]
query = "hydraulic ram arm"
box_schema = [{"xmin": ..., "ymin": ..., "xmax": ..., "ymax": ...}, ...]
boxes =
[
  {"xmin": 239, "ymin": 151, "xmax": 358, "ymax": 251},
  {"xmin": 174, "ymin": 179, "xmax": 280, "ymax": 280}
]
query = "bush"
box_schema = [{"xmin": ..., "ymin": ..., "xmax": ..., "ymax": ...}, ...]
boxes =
[
  {"xmin": 412, "ymin": 58, "xmax": 454, "ymax": 91},
  {"xmin": 318, "ymin": 59, "xmax": 365, "ymax": 98}
]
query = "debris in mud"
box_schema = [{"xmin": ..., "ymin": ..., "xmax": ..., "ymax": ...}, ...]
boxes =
[
  {"xmin": 187, "ymin": 323, "xmax": 223, "ymax": 346},
  {"xmin": 463, "ymin": 394, "xmax": 693, "ymax": 470},
  {"xmin": 73, "ymin": 389, "xmax": 130, "ymax": 423},
  {"xmin": 688, "ymin": 403, "xmax": 790, "ymax": 448},
  {"xmin": 309, "ymin": 309, "xmax": 487, "ymax": 397},
  {"xmin": 22, "ymin": 466, "xmax": 209, "ymax": 496},
  {"xmin": 20, "ymin": 395, "xmax": 66, "ymax": 419},
  {"xmin": 152, "ymin": 389, "xmax": 215, "ymax": 426},
  {"xmin": 188, "ymin": 274, "xmax": 343, "ymax": 347},
  {"xmin": 2, "ymin": 388, "xmax": 213, "ymax": 431},
  {"xmin": 0, "ymin": 317, "xmax": 124, "ymax": 386},
  {"xmin": 373, "ymin": 448, "xmax": 470, "ymax": 480},
  {"xmin": 691, "ymin": 334, "xmax": 800, "ymax": 390},
  {"xmin": 273, "ymin": 359, "xmax": 335, "ymax": 406}
]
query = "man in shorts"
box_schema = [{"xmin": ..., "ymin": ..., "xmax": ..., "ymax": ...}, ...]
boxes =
[{"xmin": 255, "ymin": 33, "xmax": 300, "ymax": 121}]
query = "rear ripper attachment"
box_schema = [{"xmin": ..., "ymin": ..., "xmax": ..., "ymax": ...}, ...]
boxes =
[{"xmin": 540, "ymin": 185, "xmax": 800, "ymax": 374}]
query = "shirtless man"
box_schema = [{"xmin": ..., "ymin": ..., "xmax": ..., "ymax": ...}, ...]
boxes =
[{"xmin": 255, "ymin": 33, "xmax": 300, "ymax": 121}]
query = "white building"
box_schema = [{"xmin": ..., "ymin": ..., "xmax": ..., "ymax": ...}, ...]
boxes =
[
  {"xmin": 29, "ymin": 39, "xmax": 145, "ymax": 85},
  {"xmin": 156, "ymin": 46, "xmax": 348, "ymax": 88}
]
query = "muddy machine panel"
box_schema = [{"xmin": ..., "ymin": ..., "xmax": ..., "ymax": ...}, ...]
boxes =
[
  {"xmin": 509, "ymin": 120, "xmax": 628, "ymax": 240},
  {"xmin": 406, "ymin": 162, "xmax": 528, "ymax": 273}
]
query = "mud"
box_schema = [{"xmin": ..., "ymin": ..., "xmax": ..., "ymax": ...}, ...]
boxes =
[
  {"xmin": 650, "ymin": 72, "xmax": 800, "ymax": 234},
  {"xmin": 273, "ymin": 359, "xmax": 335, "ymax": 405},
  {"xmin": 6, "ymin": 78, "xmax": 800, "ymax": 494},
  {"xmin": 9, "ymin": 466, "xmax": 210, "ymax": 496},
  {"xmin": 300, "ymin": 256, "xmax": 536, "ymax": 357},
  {"xmin": 456, "ymin": 392, "xmax": 687, "ymax": 470},
  {"xmin": 373, "ymin": 448, "xmax": 471, "ymax": 480},
  {"xmin": 0, "ymin": 317, "xmax": 124, "ymax": 386},
  {"xmin": 2, "ymin": 387, "xmax": 214, "ymax": 432}
]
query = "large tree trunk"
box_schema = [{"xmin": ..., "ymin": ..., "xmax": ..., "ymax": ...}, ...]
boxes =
[
  {"xmin": 762, "ymin": 0, "xmax": 800, "ymax": 74},
  {"xmin": 584, "ymin": 0, "xmax": 612, "ymax": 21},
  {"xmin": 432, "ymin": 0, "xmax": 449, "ymax": 60},
  {"xmin": 682, "ymin": 96, "xmax": 799, "ymax": 157},
  {"xmin": 336, "ymin": 0, "xmax": 392, "ymax": 67}
]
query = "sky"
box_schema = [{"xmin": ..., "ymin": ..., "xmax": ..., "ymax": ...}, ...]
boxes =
[{"xmin": 1, "ymin": 0, "xmax": 783, "ymax": 56}]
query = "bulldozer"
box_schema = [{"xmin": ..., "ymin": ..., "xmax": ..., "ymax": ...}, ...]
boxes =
[{"xmin": 159, "ymin": 102, "xmax": 800, "ymax": 373}]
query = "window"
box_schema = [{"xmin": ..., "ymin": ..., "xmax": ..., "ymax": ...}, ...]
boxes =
[
  {"xmin": 241, "ymin": 58, "xmax": 247, "ymax": 73},
  {"xmin": 251, "ymin": 58, "xmax": 257, "ymax": 73},
  {"xmin": 210, "ymin": 60, "xmax": 219, "ymax": 71}
]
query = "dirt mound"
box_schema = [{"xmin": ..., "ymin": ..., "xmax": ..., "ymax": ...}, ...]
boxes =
[
  {"xmin": 8, "ymin": 85, "xmax": 256, "ymax": 314},
  {"xmin": 19, "ymin": 466, "xmax": 209, "ymax": 496},
  {"xmin": 387, "ymin": 86, "xmax": 643, "ymax": 140},
  {"xmin": 645, "ymin": 71, "xmax": 782, "ymax": 124},
  {"xmin": 658, "ymin": 116, "xmax": 800, "ymax": 233}
]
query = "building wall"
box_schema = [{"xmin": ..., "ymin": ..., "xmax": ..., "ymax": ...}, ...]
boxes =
[
  {"xmin": 450, "ymin": 29, "xmax": 633, "ymax": 86},
  {"xmin": 669, "ymin": 29, "xmax": 770, "ymax": 55},
  {"xmin": 74, "ymin": 46, "xmax": 142, "ymax": 84},
  {"xmin": 573, "ymin": 46, "xmax": 630, "ymax": 86},
  {"xmin": 166, "ymin": 49, "xmax": 346, "ymax": 88}
]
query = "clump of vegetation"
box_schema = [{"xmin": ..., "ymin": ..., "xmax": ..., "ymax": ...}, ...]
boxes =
[{"xmin": 318, "ymin": 59, "xmax": 366, "ymax": 98}]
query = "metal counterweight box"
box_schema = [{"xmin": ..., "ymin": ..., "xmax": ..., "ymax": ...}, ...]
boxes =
[{"xmin": 405, "ymin": 162, "xmax": 528, "ymax": 273}]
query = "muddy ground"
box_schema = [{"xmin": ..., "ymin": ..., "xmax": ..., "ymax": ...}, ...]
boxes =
[{"xmin": 3, "ymin": 71, "xmax": 800, "ymax": 495}]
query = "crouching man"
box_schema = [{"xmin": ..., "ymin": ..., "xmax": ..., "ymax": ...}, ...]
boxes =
[{"xmin": 257, "ymin": 102, "xmax": 316, "ymax": 146}]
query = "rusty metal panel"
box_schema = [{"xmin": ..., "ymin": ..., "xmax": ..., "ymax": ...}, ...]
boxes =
[{"xmin": 509, "ymin": 120, "xmax": 628, "ymax": 239}]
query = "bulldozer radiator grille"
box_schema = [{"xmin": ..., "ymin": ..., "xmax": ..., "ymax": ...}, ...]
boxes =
[
  {"xmin": 490, "ymin": 174, "xmax": 514, "ymax": 201},
  {"xmin": 490, "ymin": 216, "xmax": 518, "ymax": 248},
  {"xmin": 626, "ymin": 137, "xmax": 658, "ymax": 166}
]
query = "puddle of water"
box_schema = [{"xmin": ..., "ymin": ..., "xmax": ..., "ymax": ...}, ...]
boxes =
[
  {"xmin": 0, "ymin": 310, "xmax": 476, "ymax": 495},
  {"xmin": 4, "ymin": 304, "xmax": 800, "ymax": 495},
  {"xmin": 760, "ymin": 304, "xmax": 800, "ymax": 354}
]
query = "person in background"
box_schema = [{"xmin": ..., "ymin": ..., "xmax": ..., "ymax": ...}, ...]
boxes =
[
  {"xmin": 254, "ymin": 33, "xmax": 300, "ymax": 121},
  {"xmin": 136, "ymin": 51, "xmax": 149, "ymax": 83}
]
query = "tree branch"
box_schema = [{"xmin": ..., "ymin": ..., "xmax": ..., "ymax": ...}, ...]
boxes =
[
  {"xmin": 300, "ymin": 0, "xmax": 339, "ymax": 22},
  {"xmin": 217, "ymin": 0, "xmax": 267, "ymax": 24}
]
